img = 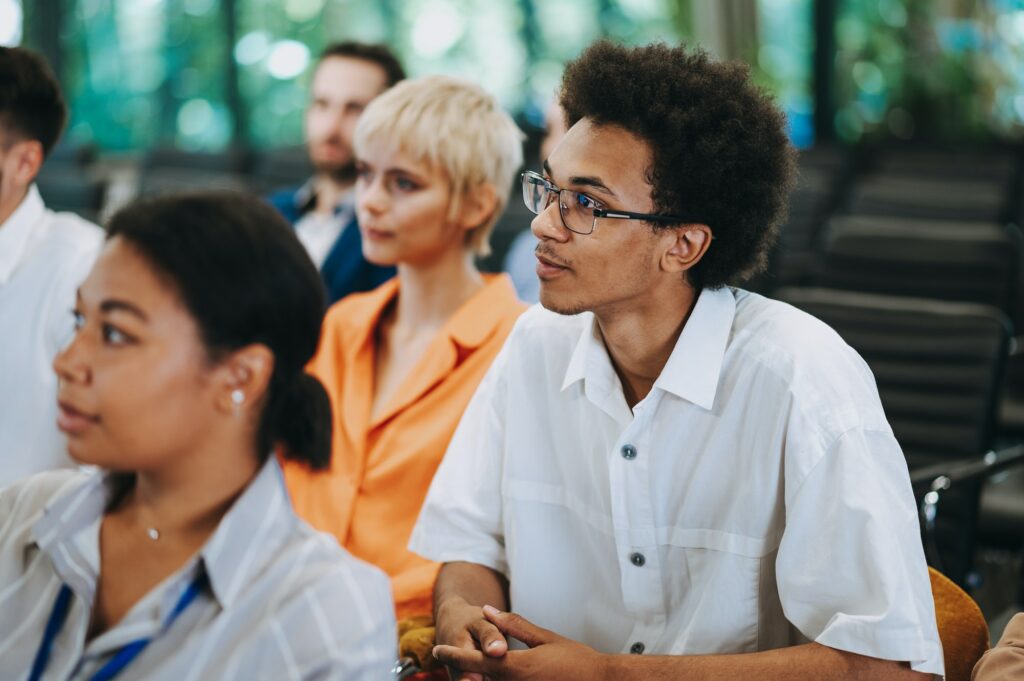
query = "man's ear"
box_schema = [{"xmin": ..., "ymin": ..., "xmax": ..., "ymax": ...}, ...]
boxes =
[
  {"xmin": 457, "ymin": 182, "xmax": 499, "ymax": 233},
  {"xmin": 214, "ymin": 344, "xmax": 275, "ymax": 416},
  {"xmin": 661, "ymin": 224, "xmax": 712, "ymax": 274},
  {"xmin": 4, "ymin": 139, "xmax": 44, "ymax": 188}
]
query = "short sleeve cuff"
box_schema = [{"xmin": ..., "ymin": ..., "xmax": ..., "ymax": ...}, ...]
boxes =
[
  {"xmin": 408, "ymin": 527, "xmax": 509, "ymax": 578},
  {"xmin": 814, "ymin": 616, "xmax": 945, "ymax": 678}
]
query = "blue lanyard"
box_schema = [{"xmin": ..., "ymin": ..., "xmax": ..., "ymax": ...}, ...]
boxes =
[{"xmin": 28, "ymin": 571, "xmax": 207, "ymax": 681}]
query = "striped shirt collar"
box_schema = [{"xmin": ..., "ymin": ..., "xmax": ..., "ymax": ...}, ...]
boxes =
[{"xmin": 31, "ymin": 458, "xmax": 296, "ymax": 610}]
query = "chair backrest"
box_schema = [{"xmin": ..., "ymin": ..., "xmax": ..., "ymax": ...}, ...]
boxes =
[
  {"xmin": 814, "ymin": 215, "xmax": 1021, "ymax": 321},
  {"xmin": 138, "ymin": 147, "xmax": 250, "ymax": 197},
  {"xmin": 776, "ymin": 287, "xmax": 1011, "ymax": 584},
  {"xmin": 870, "ymin": 148, "xmax": 1016, "ymax": 184},
  {"xmin": 246, "ymin": 146, "xmax": 313, "ymax": 194},
  {"xmin": 35, "ymin": 168, "xmax": 106, "ymax": 224},
  {"xmin": 930, "ymin": 567, "xmax": 989, "ymax": 681},
  {"xmin": 763, "ymin": 169, "xmax": 839, "ymax": 292},
  {"xmin": 846, "ymin": 175, "xmax": 1010, "ymax": 223}
]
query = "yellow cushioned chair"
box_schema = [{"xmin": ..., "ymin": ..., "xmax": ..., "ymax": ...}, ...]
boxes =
[{"xmin": 931, "ymin": 567, "xmax": 989, "ymax": 681}]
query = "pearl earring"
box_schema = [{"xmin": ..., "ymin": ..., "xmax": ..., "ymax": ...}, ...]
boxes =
[{"xmin": 231, "ymin": 389, "xmax": 245, "ymax": 406}]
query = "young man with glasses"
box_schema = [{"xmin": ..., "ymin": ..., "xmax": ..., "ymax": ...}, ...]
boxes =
[{"xmin": 410, "ymin": 41, "xmax": 943, "ymax": 680}]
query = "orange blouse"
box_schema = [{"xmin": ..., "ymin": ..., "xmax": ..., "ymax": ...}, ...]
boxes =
[{"xmin": 283, "ymin": 274, "xmax": 525, "ymax": 619}]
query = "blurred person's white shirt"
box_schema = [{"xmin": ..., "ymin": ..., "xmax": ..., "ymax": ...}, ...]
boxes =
[
  {"xmin": 0, "ymin": 185, "xmax": 102, "ymax": 489},
  {"xmin": 411, "ymin": 287, "xmax": 944, "ymax": 677}
]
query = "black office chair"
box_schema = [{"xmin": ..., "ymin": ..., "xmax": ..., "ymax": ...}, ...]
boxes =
[
  {"xmin": 776, "ymin": 287, "xmax": 1012, "ymax": 586},
  {"xmin": 812, "ymin": 215, "xmax": 1021, "ymax": 321},
  {"xmin": 246, "ymin": 146, "xmax": 313, "ymax": 195},
  {"xmin": 35, "ymin": 168, "xmax": 106, "ymax": 224},
  {"xmin": 138, "ymin": 147, "xmax": 250, "ymax": 197},
  {"xmin": 865, "ymin": 147, "xmax": 1018, "ymax": 185},
  {"xmin": 754, "ymin": 146, "xmax": 850, "ymax": 293},
  {"xmin": 845, "ymin": 175, "xmax": 1011, "ymax": 223}
]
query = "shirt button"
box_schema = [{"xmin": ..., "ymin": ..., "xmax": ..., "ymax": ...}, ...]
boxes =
[
  {"xmin": 630, "ymin": 642, "xmax": 645, "ymax": 654},
  {"xmin": 620, "ymin": 444, "xmax": 637, "ymax": 460},
  {"xmin": 629, "ymin": 552, "xmax": 646, "ymax": 567}
]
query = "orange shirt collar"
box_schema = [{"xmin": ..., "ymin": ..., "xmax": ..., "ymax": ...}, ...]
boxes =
[
  {"xmin": 444, "ymin": 274, "xmax": 521, "ymax": 349},
  {"xmin": 342, "ymin": 273, "xmax": 521, "ymax": 354}
]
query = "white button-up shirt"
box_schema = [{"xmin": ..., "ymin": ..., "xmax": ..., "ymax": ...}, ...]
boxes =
[
  {"xmin": 0, "ymin": 186, "xmax": 102, "ymax": 489},
  {"xmin": 410, "ymin": 287, "xmax": 944, "ymax": 677}
]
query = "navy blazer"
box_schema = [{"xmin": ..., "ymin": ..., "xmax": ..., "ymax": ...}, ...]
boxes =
[{"xmin": 268, "ymin": 184, "xmax": 395, "ymax": 304}]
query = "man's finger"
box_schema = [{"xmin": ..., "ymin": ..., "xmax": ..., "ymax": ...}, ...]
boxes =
[
  {"xmin": 482, "ymin": 605, "xmax": 555, "ymax": 648},
  {"xmin": 449, "ymin": 628, "xmax": 479, "ymax": 652},
  {"xmin": 468, "ymin": 616, "xmax": 508, "ymax": 657},
  {"xmin": 433, "ymin": 645, "xmax": 492, "ymax": 673}
]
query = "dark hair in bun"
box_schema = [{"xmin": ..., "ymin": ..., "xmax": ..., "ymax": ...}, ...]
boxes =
[{"xmin": 106, "ymin": 191, "xmax": 331, "ymax": 469}]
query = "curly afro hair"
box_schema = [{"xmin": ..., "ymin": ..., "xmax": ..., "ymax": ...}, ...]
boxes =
[{"xmin": 559, "ymin": 41, "xmax": 796, "ymax": 289}]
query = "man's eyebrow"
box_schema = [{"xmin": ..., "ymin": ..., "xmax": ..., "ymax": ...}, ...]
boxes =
[{"xmin": 543, "ymin": 159, "xmax": 617, "ymax": 199}]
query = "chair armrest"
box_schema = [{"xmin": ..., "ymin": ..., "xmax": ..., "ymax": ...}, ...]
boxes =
[
  {"xmin": 911, "ymin": 446, "xmax": 1024, "ymax": 575},
  {"xmin": 911, "ymin": 445, "xmax": 1024, "ymax": 496}
]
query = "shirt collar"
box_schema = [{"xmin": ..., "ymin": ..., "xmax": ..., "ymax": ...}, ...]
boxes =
[
  {"xmin": 561, "ymin": 313, "xmax": 601, "ymax": 392},
  {"xmin": 347, "ymin": 274, "xmax": 524, "ymax": 353},
  {"xmin": 0, "ymin": 185, "xmax": 45, "ymax": 284},
  {"xmin": 445, "ymin": 274, "xmax": 523, "ymax": 349},
  {"xmin": 198, "ymin": 458, "xmax": 294, "ymax": 608},
  {"xmin": 294, "ymin": 177, "xmax": 355, "ymax": 218},
  {"xmin": 31, "ymin": 471, "xmax": 116, "ymax": 601},
  {"xmin": 31, "ymin": 457, "xmax": 297, "ymax": 611},
  {"xmin": 560, "ymin": 286, "xmax": 736, "ymax": 411},
  {"xmin": 653, "ymin": 286, "xmax": 735, "ymax": 410}
]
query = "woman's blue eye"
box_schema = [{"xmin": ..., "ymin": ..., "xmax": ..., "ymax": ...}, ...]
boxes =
[
  {"xmin": 575, "ymin": 193, "xmax": 597, "ymax": 210},
  {"xmin": 71, "ymin": 310, "xmax": 85, "ymax": 330},
  {"xmin": 395, "ymin": 177, "xmax": 417, "ymax": 191}
]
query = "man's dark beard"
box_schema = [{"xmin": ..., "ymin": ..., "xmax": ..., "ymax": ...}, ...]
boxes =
[{"xmin": 315, "ymin": 159, "xmax": 357, "ymax": 185}]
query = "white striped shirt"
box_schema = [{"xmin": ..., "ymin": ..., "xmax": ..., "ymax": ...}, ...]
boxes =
[{"xmin": 0, "ymin": 458, "xmax": 397, "ymax": 680}]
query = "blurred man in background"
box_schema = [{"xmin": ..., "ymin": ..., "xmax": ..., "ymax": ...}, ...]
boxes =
[
  {"xmin": 0, "ymin": 46, "xmax": 102, "ymax": 488},
  {"xmin": 269, "ymin": 41, "xmax": 404, "ymax": 303}
]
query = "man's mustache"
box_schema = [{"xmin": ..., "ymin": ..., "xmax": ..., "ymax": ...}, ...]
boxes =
[{"xmin": 535, "ymin": 244, "xmax": 570, "ymax": 268}]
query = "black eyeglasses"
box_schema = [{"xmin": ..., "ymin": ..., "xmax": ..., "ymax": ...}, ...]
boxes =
[{"xmin": 521, "ymin": 170, "xmax": 699, "ymax": 236}]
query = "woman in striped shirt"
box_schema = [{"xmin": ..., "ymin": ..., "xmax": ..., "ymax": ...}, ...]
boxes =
[{"xmin": 0, "ymin": 193, "xmax": 397, "ymax": 680}]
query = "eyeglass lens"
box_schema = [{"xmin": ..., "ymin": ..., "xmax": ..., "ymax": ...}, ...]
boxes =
[{"xmin": 521, "ymin": 173, "xmax": 594, "ymax": 234}]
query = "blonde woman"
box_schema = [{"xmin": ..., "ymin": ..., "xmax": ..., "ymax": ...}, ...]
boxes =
[{"xmin": 283, "ymin": 75, "xmax": 526, "ymax": 620}]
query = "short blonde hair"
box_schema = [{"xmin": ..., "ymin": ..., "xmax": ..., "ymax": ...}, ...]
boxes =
[{"xmin": 353, "ymin": 75, "xmax": 524, "ymax": 257}]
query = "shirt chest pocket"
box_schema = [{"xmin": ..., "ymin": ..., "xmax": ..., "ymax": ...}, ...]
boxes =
[{"xmin": 661, "ymin": 530, "xmax": 780, "ymax": 655}]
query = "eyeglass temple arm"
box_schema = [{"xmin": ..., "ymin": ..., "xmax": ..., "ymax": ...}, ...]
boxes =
[{"xmin": 592, "ymin": 207, "xmax": 696, "ymax": 224}]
